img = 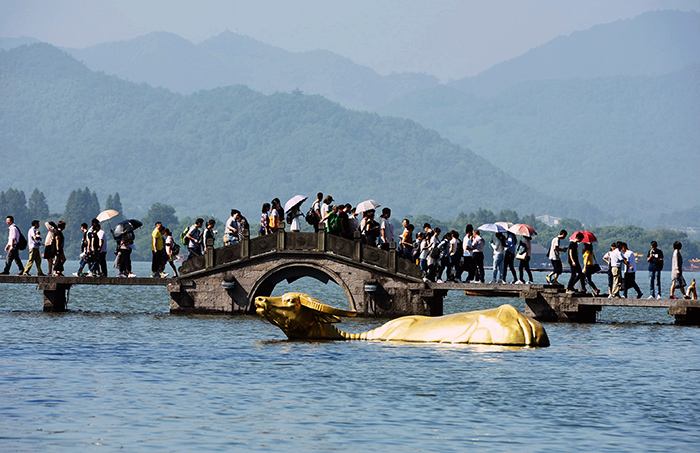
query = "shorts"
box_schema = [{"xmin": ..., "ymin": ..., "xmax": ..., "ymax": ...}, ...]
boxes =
[
  {"xmin": 550, "ymin": 259, "xmax": 563, "ymax": 274},
  {"xmin": 672, "ymin": 275, "xmax": 686, "ymax": 287}
]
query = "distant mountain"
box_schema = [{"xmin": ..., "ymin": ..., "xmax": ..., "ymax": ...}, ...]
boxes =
[
  {"xmin": 0, "ymin": 36, "xmax": 39, "ymax": 50},
  {"xmin": 0, "ymin": 44, "xmax": 592, "ymax": 222},
  {"xmin": 449, "ymin": 10, "xmax": 700, "ymax": 94},
  {"xmin": 63, "ymin": 31, "xmax": 438, "ymax": 110},
  {"xmin": 380, "ymin": 65, "xmax": 700, "ymax": 219}
]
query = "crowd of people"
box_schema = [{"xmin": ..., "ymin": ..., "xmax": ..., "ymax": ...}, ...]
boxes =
[{"xmin": 1, "ymin": 196, "xmax": 697, "ymax": 301}]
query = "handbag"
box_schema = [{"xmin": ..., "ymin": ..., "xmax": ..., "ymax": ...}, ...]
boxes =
[{"xmin": 589, "ymin": 263, "xmax": 601, "ymax": 274}]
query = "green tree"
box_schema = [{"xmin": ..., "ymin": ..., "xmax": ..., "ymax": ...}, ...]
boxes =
[
  {"xmin": 0, "ymin": 188, "xmax": 30, "ymax": 228},
  {"xmin": 63, "ymin": 187, "xmax": 101, "ymax": 257},
  {"xmin": 144, "ymin": 203, "xmax": 179, "ymax": 230},
  {"xmin": 27, "ymin": 188, "xmax": 49, "ymax": 221}
]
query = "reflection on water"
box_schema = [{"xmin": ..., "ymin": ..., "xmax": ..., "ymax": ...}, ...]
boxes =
[{"xmin": 1, "ymin": 262, "xmax": 699, "ymax": 451}]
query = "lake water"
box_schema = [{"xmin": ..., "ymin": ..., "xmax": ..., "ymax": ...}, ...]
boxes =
[{"xmin": 1, "ymin": 262, "xmax": 699, "ymax": 452}]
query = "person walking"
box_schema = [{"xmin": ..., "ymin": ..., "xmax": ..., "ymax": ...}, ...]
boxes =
[
  {"xmin": 224, "ymin": 209, "xmax": 240, "ymax": 246},
  {"xmin": 361, "ymin": 210, "xmax": 379, "ymax": 246},
  {"xmin": 151, "ymin": 221, "xmax": 167, "ymax": 278},
  {"xmin": 581, "ymin": 243, "xmax": 600, "ymax": 296},
  {"xmin": 669, "ymin": 241, "xmax": 686, "ymax": 299},
  {"xmin": 607, "ymin": 242, "xmax": 626, "ymax": 298},
  {"xmin": 53, "ymin": 221, "xmax": 66, "ymax": 277},
  {"xmin": 546, "ymin": 230, "xmax": 567, "ymax": 285},
  {"xmin": 43, "ymin": 221, "xmax": 57, "ymax": 276},
  {"xmin": 504, "ymin": 232, "xmax": 518, "ymax": 283},
  {"xmin": 185, "ymin": 218, "xmax": 204, "ymax": 259},
  {"xmin": 163, "ymin": 228, "xmax": 179, "ymax": 278},
  {"xmin": 448, "ymin": 231, "xmax": 461, "ymax": 282},
  {"xmin": 490, "ymin": 232, "xmax": 506, "ymax": 283},
  {"xmin": 516, "ymin": 235, "xmax": 533, "ymax": 284},
  {"xmin": 378, "ymin": 208, "xmax": 394, "ymax": 250},
  {"xmin": 259, "ymin": 203, "xmax": 271, "ymax": 236},
  {"xmin": 22, "ymin": 220, "xmax": 44, "ymax": 276},
  {"xmin": 647, "ymin": 241, "xmax": 664, "ymax": 299},
  {"xmin": 602, "ymin": 242, "xmax": 617, "ymax": 295},
  {"xmin": 620, "ymin": 242, "xmax": 642, "ymax": 298},
  {"xmin": 399, "ymin": 219, "xmax": 413, "ymax": 259},
  {"xmin": 86, "ymin": 219, "xmax": 106, "ymax": 277},
  {"xmin": 462, "ymin": 224, "xmax": 475, "ymax": 282},
  {"xmin": 203, "ymin": 219, "xmax": 216, "ymax": 254},
  {"xmin": 566, "ymin": 232, "xmax": 586, "ymax": 294},
  {"xmin": 116, "ymin": 230, "xmax": 134, "ymax": 278},
  {"xmin": 472, "ymin": 230, "xmax": 485, "ymax": 283},
  {"xmin": 310, "ymin": 192, "xmax": 323, "ymax": 232},
  {"xmin": 73, "ymin": 223, "xmax": 90, "ymax": 277},
  {"xmin": 2, "ymin": 216, "xmax": 24, "ymax": 275}
]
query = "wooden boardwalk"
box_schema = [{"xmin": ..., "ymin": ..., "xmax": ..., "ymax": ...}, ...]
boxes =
[{"xmin": 428, "ymin": 281, "xmax": 700, "ymax": 324}]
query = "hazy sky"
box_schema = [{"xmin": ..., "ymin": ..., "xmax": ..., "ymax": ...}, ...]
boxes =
[{"xmin": 2, "ymin": 0, "xmax": 698, "ymax": 79}]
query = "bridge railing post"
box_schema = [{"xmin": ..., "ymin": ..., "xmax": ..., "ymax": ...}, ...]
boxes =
[
  {"xmin": 277, "ymin": 228, "xmax": 286, "ymax": 251},
  {"xmin": 317, "ymin": 230, "xmax": 326, "ymax": 252},
  {"xmin": 241, "ymin": 230, "xmax": 250, "ymax": 259},
  {"xmin": 353, "ymin": 231, "xmax": 361, "ymax": 262},
  {"xmin": 205, "ymin": 236, "xmax": 215, "ymax": 269},
  {"xmin": 388, "ymin": 241, "xmax": 397, "ymax": 273}
]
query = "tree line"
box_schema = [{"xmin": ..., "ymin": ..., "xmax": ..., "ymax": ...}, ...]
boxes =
[{"xmin": 2, "ymin": 186, "xmax": 698, "ymax": 266}]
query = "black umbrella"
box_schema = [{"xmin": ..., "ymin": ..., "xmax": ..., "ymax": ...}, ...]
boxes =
[{"xmin": 113, "ymin": 219, "xmax": 143, "ymax": 238}]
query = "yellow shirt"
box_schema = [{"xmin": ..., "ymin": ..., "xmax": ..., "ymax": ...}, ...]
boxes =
[
  {"xmin": 583, "ymin": 250, "xmax": 594, "ymax": 267},
  {"xmin": 152, "ymin": 228, "xmax": 164, "ymax": 251}
]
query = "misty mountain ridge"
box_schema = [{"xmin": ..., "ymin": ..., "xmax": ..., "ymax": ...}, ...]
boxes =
[
  {"xmin": 0, "ymin": 44, "xmax": 594, "ymax": 223},
  {"xmin": 64, "ymin": 30, "xmax": 438, "ymax": 111},
  {"xmin": 380, "ymin": 64, "xmax": 700, "ymax": 219},
  {"xmin": 450, "ymin": 10, "xmax": 700, "ymax": 95}
]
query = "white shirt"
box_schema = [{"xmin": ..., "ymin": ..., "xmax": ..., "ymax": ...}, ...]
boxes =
[
  {"xmin": 380, "ymin": 218, "xmax": 394, "ymax": 244},
  {"xmin": 449, "ymin": 237, "xmax": 459, "ymax": 256},
  {"xmin": 419, "ymin": 239, "xmax": 430, "ymax": 260},
  {"xmin": 623, "ymin": 250, "xmax": 636, "ymax": 273},
  {"xmin": 225, "ymin": 216, "xmax": 238, "ymax": 234},
  {"xmin": 290, "ymin": 214, "xmax": 301, "ymax": 232},
  {"xmin": 320, "ymin": 203, "xmax": 330, "ymax": 225},
  {"xmin": 672, "ymin": 249, "xmax": 682, "ymax": 276},
  {"xmin": 27, "ymin": 226, "xmax": 41, "ymax": 249},
  {"xmin": 609, "ymin": 249, "xmax": 625, "ymax": 268},
  {"xmin": 463, "ymin": 236, "xmax": 473, "ymax": 257},
  {"xmin": 96, "ymin": 230, "xmax": 107, "ymax": 253},
  {"xmin": 472, "ymin": 235, "xmax": 484, "ymax": 253},
  {"xmin": 549, "ymin": 237, "xmax": 561, "ymax": 261},
  {"xmin": 491, "ymin": 239, "xmax": 504, "ymax": 256},
  {"xmin": 427, "ymin": 234, "xmax": 440, "ymax": 264},
  {"xmin": 7, "ymin": 224, "xmax": 19, "ymax": 247}
]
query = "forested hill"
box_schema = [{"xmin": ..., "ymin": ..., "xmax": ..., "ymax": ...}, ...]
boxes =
[{"xmin": 0, "ymin": 44, "xmax": 592, "ymax": 221}]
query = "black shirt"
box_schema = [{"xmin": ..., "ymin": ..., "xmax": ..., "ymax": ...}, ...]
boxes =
[
  {"xmin": 647, "ymin": 248, "xmax": 664, "ymax": 271},
  {"xmin": 567, "ymin": 242, "xmax": 579, "ymax": 267}
]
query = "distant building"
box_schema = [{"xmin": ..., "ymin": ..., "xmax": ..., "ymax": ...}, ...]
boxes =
[{"xmin": 536, "ymin": 214, "xmax": 561, "ymax": 227}]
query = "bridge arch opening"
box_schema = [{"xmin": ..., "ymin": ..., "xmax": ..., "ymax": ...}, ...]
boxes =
[{"xmin": 249, "ymin": 263, "xmax": 356, "ymax": 312}]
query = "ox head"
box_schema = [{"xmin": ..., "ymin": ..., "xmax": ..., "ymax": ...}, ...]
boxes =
[{"xmin": 255, "ymin": 292, "xmax": 357, "ymax": 339}]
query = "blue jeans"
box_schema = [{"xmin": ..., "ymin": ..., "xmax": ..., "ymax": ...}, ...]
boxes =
[
  {"xmin": 492, "ymin": 253, "xmax": 505, "ymax": 282},
  {"xmin": 649, "ymin": 269, "xmax": 661, "ymax": 297}
]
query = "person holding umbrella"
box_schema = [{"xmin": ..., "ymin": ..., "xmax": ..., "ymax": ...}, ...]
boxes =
[
  {"xmin": 284, "ymin": 195, "xmax": 307, "ymax": 233},
  {"xmin": 566, "ymin": 232, "xmax": 586, "ymax": 294},
  {"xmin": 581, "ymin": 242, "xmax": 601, "ymax": 296}
]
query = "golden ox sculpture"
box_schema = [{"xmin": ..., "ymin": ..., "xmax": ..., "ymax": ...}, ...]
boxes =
[{"xmin": 255, "ymin": 292, "xmax": 549, "ymax": 347}]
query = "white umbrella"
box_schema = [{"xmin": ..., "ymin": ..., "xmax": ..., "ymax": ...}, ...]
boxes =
[
  {"xmin": 495, "ymin": 221, "xmax": 513, "ymax": 230},
  {"xmin": 508, "ymin": 223, "xmax": 538, "ymax": 236},
  {"xmin": 96, "ymin": 209, "xmax": 120, "ymax": 222},
  {"xmin": 284, "ymin": 195, "xmax": 307, "ymax": 213},
  {"xmin": 477, "ymin": 223, "xmax": 507, "ymax": 233},
  {"xmin": 355, "ymin": 199, "xmax": 381, "ymax": 213}
]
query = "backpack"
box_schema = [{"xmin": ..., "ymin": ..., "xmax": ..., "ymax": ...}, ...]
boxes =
[
  {"xmin": 326, "ymin": 213, "xmax": 341, "ymax": 234},
  {"xmin": 16, "ymin": 227, "xmax": 27, "ymax": 251},
  {"xmin": 171, "ymin": 242, "xmax": 181, "ymax": 256},
  {"xmin": 180, "ymin": 226, "xmax": 191, "ymax": 247},
  {"xmin": 285, "ymin": 210, "xmax": 294, "ymax": 225},
  {"xmin": 429, "ymin": 242, "xmax": 442, "ymax": 259},
  {"xmin": 305, "ymin": 207, "xmax": 320, "ymax": 226}
]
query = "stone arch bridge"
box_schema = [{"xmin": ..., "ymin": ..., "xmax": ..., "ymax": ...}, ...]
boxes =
[{"xmin": 169, "ymin": 231, "xmax": 445, "ymax": 316}]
